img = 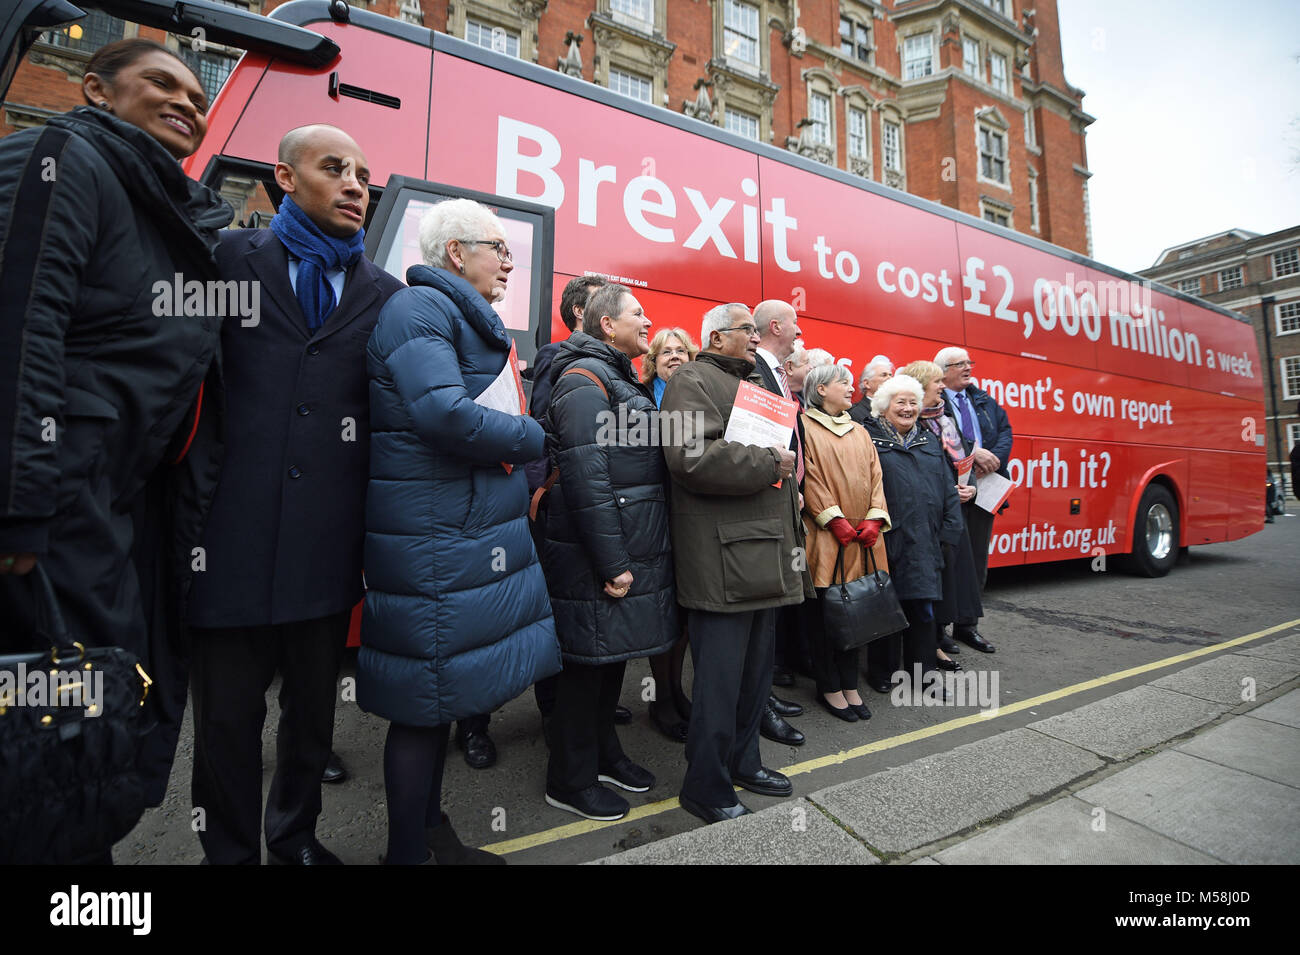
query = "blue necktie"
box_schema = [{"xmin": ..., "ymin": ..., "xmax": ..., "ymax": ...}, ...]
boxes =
[{"xmin": 956, "ymin": 393, "xmax": 976, "ymax": 444}]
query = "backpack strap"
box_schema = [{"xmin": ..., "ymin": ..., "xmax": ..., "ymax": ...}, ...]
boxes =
[{"xmin": 527, "ymin": 367, "xmax": 608, "ymax": 522}]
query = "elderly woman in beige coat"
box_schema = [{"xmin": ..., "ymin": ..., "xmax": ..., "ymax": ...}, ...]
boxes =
[{"xmin": 800, "ymin": 363, "xmax": 891, "ymax": 722}]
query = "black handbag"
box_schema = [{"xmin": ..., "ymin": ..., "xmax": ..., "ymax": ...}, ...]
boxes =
[
  {"xmin": 0, "ymin": 566, "xmax": 152, "ymax": 864},
  {"xmin": 821, "ymin": 544, "xmax": 909, "ymax": 652}
]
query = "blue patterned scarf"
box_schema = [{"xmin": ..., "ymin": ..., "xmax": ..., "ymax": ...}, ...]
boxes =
[{"xmin": 270, "ymin": 195, "xmax": 365, "ymax": 330}]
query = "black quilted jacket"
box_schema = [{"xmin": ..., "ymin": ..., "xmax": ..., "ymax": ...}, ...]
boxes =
[{"xmin": 538, "ymin": 332, "xmax": 677, "ymax": 664}]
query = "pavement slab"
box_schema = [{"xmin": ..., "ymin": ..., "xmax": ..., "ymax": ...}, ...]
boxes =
[
  {"xmin": 1242, "ymin": 688, "xmax": 1300, "ymax": 730},
  {"xmin": 1174, "ymin": 715, "xmax": 1300, "ymax": 789},
  {"xmin": 593, "ymin": 799, "xmax": 878, "ymax": 865},
  {"xmin": 1235, "ymin": 630, "xmax": 1300, "ymax": 664},
  {"xmin": 1076, "ymin": 750, "xmax": 1300, "ymax": 864},
  {"xmin": 1026, "ymin": 685, "xmax": 1230, "ymax": 760},
  {"xmin": 807, "ymin": 728, "xmax": 1103, "ymax": 854},
  {"xmin": 1148, "ymin": 653, "xmax": 1299, "ymax": 704},
  {"xmin": 927, "ymin": 796, "xmax": 1221, "ymax": 865}
]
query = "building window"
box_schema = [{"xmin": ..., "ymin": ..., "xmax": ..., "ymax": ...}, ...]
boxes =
[
  {"xmin": 1024, "ymin": 107, "xmax": 1036, "ymax": 146},
  {"xmin": 466, "ymin": 18, "xmax": 520, "ymax": 57},
  {"xmin": 723, "ymin": 0, "xmax": 760, "ymax": 67},
  {"xmin": 1178, "ymin": 277, "xmax": 1200, "ymax": 295},
  {"xmin": 1277, "ymin": 301, "xmax": 1300, "ymax": 336},
  {"xmin": 808, "ymin": 90, "xmax": 831, "ymax": 146},
  {"xmin": 983, "ymin": 208, "xmax": 1010, "ymax": 227},
  {"xmin": 1283, "ymin": 356, "xmax": 1300, "ymax": 400},
  {"xmin": 1289, "ymin": 421, "xmax": 1300, "ymax": 453},
  {"xmin": 883, "ymin": 119, "xmax": 901, "ymax": 173},
  {"xmin": 982, "ymin": 0, "xmax": 1007, "ymax": 15},
  {"xmin": 610, "ymin": 0, "xmax": 654, "ymax": 31},
  {"xmin": 725, "ymin": 107, "xmax": 760, "ymax": 140},
  {"xmin": 1274, "ymin": 247, "xmax": 1300, "ymax": 278},
  {"xmin": 962, "ymin": 36, "xmax": 981, "ymax": 80},
  {"xmin": 979, "ymin": 125, "xmax": 1007, "ymax": 185},
  {"xmin": 989, "ymin": 52, "xmax": 1008, "ymax": 94},
  {"xmin": 840, "ymin": 16, "xmax": 871, "ymax": 63},
  {"xmin": 1028, "ymin": 173, "xmax": 1039, "ymax": 232},
  {"xmin": 903, "ymin": 33, "xmax": 933, "ymax": 80},
  {"xmin": 609, "ymin": 67, "xmax": 653, "ymax": 103},
  {"xmin": 179, "ymin": 48, "xmax": 236, "ymax": 101},
  {"xmin": 44, "ymin": 10, "xmax": 125, "ymax": 50},
  {"xmin": 1219, "ymin": 266, "xmax": 1244, "ymax": 291},
  {"xmin": 848, "ymin": 106, "xmax": 869, "ymax": 161}
]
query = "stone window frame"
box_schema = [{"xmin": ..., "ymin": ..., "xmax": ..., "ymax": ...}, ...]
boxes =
[
  {"xmin": 446, "ymin": 0, "xmax": 546, "ymax": 64},
  {"xmin": 961, "ymin": 34, "xmax": 982, "ymax": 81},
  {"xmin": 1275, "ymin": 300, "xmax": 1300, "ymax": 336},
  {"xmin": 879, "ymin": 101, "xmax": 906, "ymax": 190},
  {"xmin": 1281, "ymin": 355, "xmax": 1300, "ymax": 401},
  {"xmin": 989, "ymin": 50, "xmax": 1009, "ymax": 94},
  {"xmin": 1177, "ymin": 277, "xmax": 1201, "ymax": 295},
  {"xmin": 1219, "ymin": 265, "xmax": 1244, "ymax": 291},
  {"xmin": 975, "ymin": 106, "xmax": 1011, "ymax": 191},
  {"xmin": 838, "ymin": 5, "xmax": 873, "ymax": 66},
  {"xmin": 608, "ymin": 65, "xmax": 654, "ymax": 104},
  {"xmin": 841, "ymin": 85, "xmax": 874, "ymax": 180},
  {"xmin": 800, "ymin": 67, "xmax": 838, "ymax": 166},
  {"xmin": 980, "ymin": 194, "xmax": 1013, "ymax": 228},
  {"xmin": 590, "ymin": 5, "xmax": 676, "ymax": 108},
  {"xmin": 1287, "ymin": 420, "xmax": 1300, "ymax": 454},
  {"xmin": 607, "ymin": 0, "xmax": 660, "ymax": 33},
  {"xmin": 724, "ymin": 106, "xmax": 761, "ymax": 140},
  {"xmin": 1027, "ymin": 166, "xmax": 1039, "ymax": 233},
  {"xmin": 1272, "ymin": 247, "xmax": 1300, "ymax": 279},
  {"xmin": 902, "ymin": 29, "xmax": 935, "ymax": 80},
  {"xmin": 707, "ymin": 56, "xmax": 780, "ymax": 143},
  {"xmin": 720, "ymin": 0, "xmax": 763, "ymax": 72}
]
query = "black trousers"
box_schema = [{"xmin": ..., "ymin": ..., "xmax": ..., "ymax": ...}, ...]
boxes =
[
  {"xmin": 190, "ymin": 610, "xmax": 349, "ymax": 864},
  {"xmin": 681, "ymin": 607, "xmax": 774, "ymax": 808},
  {"xmin": 546, "ymin": 660, "xmax": 628, "ymax": 795},
  {"xmin": 867, "ymin": 599, "xmax": 935, "ymax": 685},
  {"xmin": 807, "ymin": 590, "xmax": 859, "ymax": 695},
  {"xmin": 963, "ymin": 502, "xmax": 995, "ymax": 592}
]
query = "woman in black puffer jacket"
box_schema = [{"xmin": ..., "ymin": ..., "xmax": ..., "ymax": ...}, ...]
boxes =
[{"xmin": 538, "ymin": 283, "xmax": 677, "ymax": 822}]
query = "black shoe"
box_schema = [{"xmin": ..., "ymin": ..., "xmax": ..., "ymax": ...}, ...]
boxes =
[
  {"xmin": 322, "ymin": 753, "xmax": 348, "ymax": 784},
  {"xmin": 731, "ymin": 766, "xmax": 793, "ymax": 797},
  {"xmin": 867, "ymin": 676, "xmax": 893, "ymax": 694},
  {"xmin": 768, "ymin": 693, "xmax": 803, "ymax": 717},
  {"xmin": 937, "ymin": 630, "xmax": 961, "ymax": 654},
  {"xmin": 847, "ymin": 701, "xmax": 872, "ymax": 720},
  {"xmin": 427, "ymin": 813, "xmax": 505, "ymax": 865},
  {"xmin": 955, "ymin": 629, "xmax": 996, "ymax": 653},
  {"xmin": 678, "ymin": 793, "xmax": 751, "ymax": 824},
  {"xmin": 772, "ymin": 664, "xmax": 795, "ymax": 687},
  {"xmin": 545, "ymin": 784, "xmax": 629, "ymax": 821},
  {"xmin": 649, "ymin": 705, "xmax": 689, "ymax": 743},
  {"xmin": 267, "ymin": 840, "xmax": 342, "ymax": 866},
  {"xmin": 936, "ymin": 655, "xmax": 962, "ymax": 671},
  {"xmin": 598, "ymin": 757, "xmax": 655, "ymax": 793},
  {"xmin": 456, "ymin": 726, "xmax": 498, "ymax": 769},
  {"xmin": 760, "ymin": 703, "xmax": 806, "ymax": 746},
  {"xmin": 818, "ymin": 694, "xmax": 859, "ymax": 722},
  {"xmin": 612, "ymin": 704, "xmax": 632, "ymax": 725}
]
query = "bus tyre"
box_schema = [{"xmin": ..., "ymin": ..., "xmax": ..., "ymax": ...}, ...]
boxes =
[{"xmin": 1129, "ymin": 484, "xmax": 1179, "ymax": 578}]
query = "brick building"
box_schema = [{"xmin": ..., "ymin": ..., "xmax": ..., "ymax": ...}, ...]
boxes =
[
  {"xmin": 2, "ymin": 0, "xmax": 1094, "ymax": 253},
  {"xmin": 1139, "ymin": 226, "xmax": 1300, "ymax": 492}
]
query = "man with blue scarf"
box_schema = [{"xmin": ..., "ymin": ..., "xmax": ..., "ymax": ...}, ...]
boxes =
[{"xmin": 187, "ymin": 125, "xmax": 404, "ymax": 865}]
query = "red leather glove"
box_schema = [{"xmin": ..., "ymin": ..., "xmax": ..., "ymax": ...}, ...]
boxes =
[
  {"xmin": 855, "ymin": 518, "xmax": 884, "ymax": 549},
  {"xmin": 828, "ymin": 517, "xmax": 858, "ymax": 547}
]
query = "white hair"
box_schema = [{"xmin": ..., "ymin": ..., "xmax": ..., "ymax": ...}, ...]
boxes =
[
  {"xmin": 871, "ymin": 373, "xmax": 925, "ymax": 418},
  {"xmin": 934, "ymin": 346, "xmax": 970, "ymax": 370},
  {"xmin": 783, "ymin": 342, "xmax": 809, "ymax": 369},
  {"xmin": 804, "ymin": 347, "xmax": 834, "ymax": 368},
  {"xmin": 418, "ymin": 198, "xmax": 503, "ymax": 270},
  {"xmin": 860, "ymin": 354, "xmax": 893, "ymax": 382},
  {"xmin": 701, "ymin": 303, "xmax": 749, "ymax": 348},
  {"xmin": 803, "ymin": 362, "xmax": 851, "ymax": 410}
]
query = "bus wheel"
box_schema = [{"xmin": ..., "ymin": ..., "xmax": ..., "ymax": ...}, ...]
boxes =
[{"xmin": 1129, "ymin": 484, "xmax": 1179, "ymax": 577}]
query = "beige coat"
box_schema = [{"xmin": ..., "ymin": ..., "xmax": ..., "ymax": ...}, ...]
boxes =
[{"xmin": 800, "ymin": 408, "xmax": 891, "ymax": 588}]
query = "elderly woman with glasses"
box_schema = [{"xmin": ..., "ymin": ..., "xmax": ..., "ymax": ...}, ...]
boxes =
[
  {"xmin": 360, "ymin": 198, "xmax": 562, "ymax": 864},
  {"xmin": 799, "ymin": 363, "xmax": 891, "ymax": 721}
]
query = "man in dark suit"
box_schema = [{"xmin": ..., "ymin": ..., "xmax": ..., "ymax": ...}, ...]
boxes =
[{"xmin": 186, "ymin": 125, "xmax": 404, "ymax": 865}]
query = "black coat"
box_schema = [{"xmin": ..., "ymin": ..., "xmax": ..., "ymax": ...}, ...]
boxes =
[
  {"xmin": 941, "ymin": 385, "xmax": 1014, "ymax": 478},
  {"xmin": 0, "ymin": 108, "xmax": 233, "ymax": 803},
  {"xmin": 187, "ymin": 229, "xmax": 405, "ymax": 627},
  {"xmin": 864, "ymin": 417, "xmax": 964, "ymax": 602},
  {"xmin": 539, "ymin": 333, "xmax": 677, "ymax": 664}
]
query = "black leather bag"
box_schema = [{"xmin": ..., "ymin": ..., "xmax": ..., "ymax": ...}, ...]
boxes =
[
  {"xmin": 0, "ymin": 566, "xmax": 152, "ymax": 864},
  {"xmin": 821, "ymin": 545, "xmax": 909, "ymax": 652}
]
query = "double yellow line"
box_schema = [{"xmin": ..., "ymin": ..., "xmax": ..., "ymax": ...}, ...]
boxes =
[{"xmin": 481, "ymin": 616, "xmax": 1300, "ymax": 856}]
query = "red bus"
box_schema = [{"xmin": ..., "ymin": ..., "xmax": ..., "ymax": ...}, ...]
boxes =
[{"xmin": 9, "ymin": 0, "xmax": 1265, "ymax": 579}]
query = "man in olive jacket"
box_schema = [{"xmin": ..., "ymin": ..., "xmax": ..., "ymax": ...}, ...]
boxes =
[{"xmin": 660, "ymin": 303, "xmax": 811, "ymax": 822}]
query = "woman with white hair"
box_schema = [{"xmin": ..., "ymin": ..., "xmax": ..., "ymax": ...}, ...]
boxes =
[
  {"xmin": 360, "ymin": 198, "xmax": 562, "ymax": 863},
  {"xmin": 862, "ymin": 375, "xmax": 963, "ymax": 697},
  {"xmin": 799, "ymin": 362, "xmax": 891, "ymax": 721}
]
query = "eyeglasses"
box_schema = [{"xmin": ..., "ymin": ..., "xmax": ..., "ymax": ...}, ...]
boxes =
[
  {"xmin": 944, "ymin": 360, "xmax": 974, "ymax": 370},
  {"xmin": 461, "ymin": 238, "xmax": 513, "ymax": 264},
  {"xmin": 719, "ymin": 324, "xmax": 760, "ymax": 337}
]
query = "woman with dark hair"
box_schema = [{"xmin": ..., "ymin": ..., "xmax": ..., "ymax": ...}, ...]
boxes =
[
  {"xmin": 538, "ymin": 282, "xmax": 677, "ymax": 820},
  {"xmin": 0, "ymin": 38, "xmax": 233, "ymax": 857}
]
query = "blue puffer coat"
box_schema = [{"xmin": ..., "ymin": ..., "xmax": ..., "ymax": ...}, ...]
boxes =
[{"xmin": 358, "ymin": 265, "xmax": 562, "ymax": 727}]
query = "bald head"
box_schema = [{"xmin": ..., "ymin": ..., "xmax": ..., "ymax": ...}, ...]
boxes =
[
  {"xmin": 754, "ymin": 299, "xmax": 801, "ymax": 361},
  {"xmin": 273, "ymin": 125, "xmax": 371, "ymax": 238}
]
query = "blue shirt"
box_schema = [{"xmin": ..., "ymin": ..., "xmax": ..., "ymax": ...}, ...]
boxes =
[
  {"xmin": 945, "ymin": 387, "xmax": 983, "ymax": 448},
  {"xmin": 652, "ymin": 375, "xmax": 667, "ymax": 408},
  {"xmin": 288, "ymin": 257, "xmax": 346, "ymax": 309}
]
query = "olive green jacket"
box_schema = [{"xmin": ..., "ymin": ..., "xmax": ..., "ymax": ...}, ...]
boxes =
[{"xmin": 660, "ymin": 351, "xmax": 812, "ymax": 613}]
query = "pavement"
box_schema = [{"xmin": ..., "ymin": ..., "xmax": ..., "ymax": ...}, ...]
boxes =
[{"xmin": 593, "ymin": 632, "xmax": 1300, "ymax": 865}]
